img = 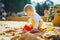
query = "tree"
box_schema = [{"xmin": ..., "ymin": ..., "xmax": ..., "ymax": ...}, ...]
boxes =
[
  {"xmin": 46, "ymin": 0, "xmax": 53, "ymax": 6},
  {"xmin": 35, "ymin": 0, "xmax": 54, "ymax": 16},
  {"xmin": 42, "ymin": 2, "xmax": 50, "ymax": 10},
  {"xmin": 35, "ymin": 3, "xmax": 44, "ymax": 16},
  {"xmin": 4, "ymin": 0, "xmax": 31, "ymax": 13}
]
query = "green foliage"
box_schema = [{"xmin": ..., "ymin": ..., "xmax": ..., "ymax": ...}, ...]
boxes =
[
  {"xmin": 35, "ymin": 3, "xmax": 50, "ymax": 16},
  {"xmin": 35, "ymin": 3, "xmax": 44, "ymax": 16},
  {"xmin": 35, "ymin": 2, "xmax": 52, "ymax": 16},
  {"xmin": 35, "ymin": 0, "xmax": 54, "ymax": 16},
  {"xmin": 54, "ymin": 4, "xmax": 60, "ymax": 8},
  {"xmin": 4, "ymin": 0, "xmax": 31, "ymax": 13}
]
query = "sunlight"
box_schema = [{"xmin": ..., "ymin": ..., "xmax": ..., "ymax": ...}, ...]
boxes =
[
  {"xmin": 31, "ymin": 0, "xmax": 46, "ymax": 3},
  {"xmin": 31, "ymin": 0, "xmax": 60, "ymax": 4}
]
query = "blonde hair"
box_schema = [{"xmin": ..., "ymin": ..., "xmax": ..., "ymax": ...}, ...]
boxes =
[{"xmin": 24, "ymin": 4, "xmax": 36, "ymax": 13}]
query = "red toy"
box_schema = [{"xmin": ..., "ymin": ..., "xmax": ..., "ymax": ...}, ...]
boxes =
[{"xmin": 23, "ymin": 25, "xmax": 31, "ymax": 31}]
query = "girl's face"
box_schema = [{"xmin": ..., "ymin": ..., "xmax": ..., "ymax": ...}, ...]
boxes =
[{"xmin": 25, "ymin": 8, "xmax": 34, "ymax": 16}]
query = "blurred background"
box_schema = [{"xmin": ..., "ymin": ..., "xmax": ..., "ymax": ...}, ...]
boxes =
[{"xmin": 0, "ymin": 0, "xmax": 60, "ymax": 21}]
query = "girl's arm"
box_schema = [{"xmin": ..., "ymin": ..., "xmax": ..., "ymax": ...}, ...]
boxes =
[
  {"xmin": 39, "ymin": 16, "xmax": 44, "ymax": 24},
  {"xmin": 33, "ymin": 19, "xmax": 39, "ymax": 29}
]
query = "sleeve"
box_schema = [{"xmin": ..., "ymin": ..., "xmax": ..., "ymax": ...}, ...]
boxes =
[
  {"xmin": 33, "ymin": 19, "xmax": 39, "ymax": 29},
  {"xmin": 33, "ymin": 14, "xmax": 39, "ymax": 29},
  {"xmin": 39, "ymin": 16, "xmax": 44, "ymax": 24}
]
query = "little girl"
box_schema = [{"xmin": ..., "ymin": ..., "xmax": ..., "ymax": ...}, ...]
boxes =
[{"xmin": 24, "ymin": 4, "xmax": 43, "ymax": 31}]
